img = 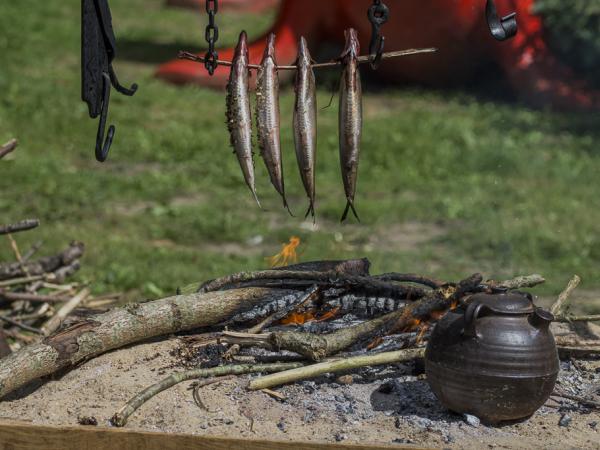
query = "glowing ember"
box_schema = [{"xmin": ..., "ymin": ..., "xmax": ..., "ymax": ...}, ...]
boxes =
[{"xmin": 268, "ymin": 236, "xmax": 301, "ymax": 268}]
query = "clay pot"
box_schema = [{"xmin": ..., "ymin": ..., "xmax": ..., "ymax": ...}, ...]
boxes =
[{"xmin": 425, "ymin": 291, "xmax": 559, "ymax": 423}]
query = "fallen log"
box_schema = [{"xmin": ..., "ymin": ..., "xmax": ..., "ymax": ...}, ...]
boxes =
[
  {"xmin": 0, "ymin": 288, "xmax": 280, "ymax": 399},
  {"xmin": 0, "ymin": 219, "xmax": 39, "ymax": 236}
]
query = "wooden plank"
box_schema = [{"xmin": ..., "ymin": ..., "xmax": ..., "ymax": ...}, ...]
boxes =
[{"xmin": 0, "ymin": 419, "xmax": 421, "ymax": 450}]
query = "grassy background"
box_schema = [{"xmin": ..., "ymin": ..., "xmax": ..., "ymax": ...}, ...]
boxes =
[{"xmin": 0, "ymin": 1, "xmax": 599, "ymax": 309}]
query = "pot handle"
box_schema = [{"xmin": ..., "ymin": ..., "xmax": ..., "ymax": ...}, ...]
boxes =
[{"xmin": 463, "ymin": 302, "xmax": 489, "ymax": 338}]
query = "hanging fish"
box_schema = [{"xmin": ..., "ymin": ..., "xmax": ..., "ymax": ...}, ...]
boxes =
[
  {"xmin": 293, "ymin": 37, "xmax": 317, "ymax": 219},
  {"xmin": 338, "ymin": 28, "xmax": 362, "ymax": 222},
  {"xmin": 256, "ymin": 33, "xmax": 292, "ymax": 214},
  {"xmin": 226, "ymin": 31, "xmax": 260, "ymax": 207}
]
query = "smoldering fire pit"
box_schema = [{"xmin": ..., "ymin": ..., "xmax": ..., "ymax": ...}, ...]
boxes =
[{"xmin": 0, "ymin": 259, "xmax": 598, "ymax": 449}]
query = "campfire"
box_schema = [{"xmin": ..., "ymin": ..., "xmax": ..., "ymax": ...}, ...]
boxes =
[{"xmin": 0, "ymin": 228, "xmax": 598, "ymax": 446}]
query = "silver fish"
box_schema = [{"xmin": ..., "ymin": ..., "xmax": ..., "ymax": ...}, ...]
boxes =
[
  {"xmin": 256, "ymin": 33, "xmax": 291, "ymax": 214},
  {"xmin": 339, "ymin": 28, "xmax": 362, "ymax": 222},
  {"xmin": 226, "ymin": 30, "xmax": 260, "ymax": 207},
  {"xmin": 293, "ymin": 37, "xmax": 317, "ymax": 219}
]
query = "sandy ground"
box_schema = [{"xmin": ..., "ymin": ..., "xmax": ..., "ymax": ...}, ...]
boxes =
[{"xmin": 0, "ymin": 325, "xmax": 598, "ymax": 450}]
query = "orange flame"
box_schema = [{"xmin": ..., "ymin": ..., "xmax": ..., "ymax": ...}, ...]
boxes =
[
  {"xmin": 268, "ymin": 236, "xmax": 301, "ymax": 268},
  {"xmin": 280, "ymin": 310, "xmax": 316, "ymax": 325}
]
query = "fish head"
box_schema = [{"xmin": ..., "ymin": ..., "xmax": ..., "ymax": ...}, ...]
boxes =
[
  {"xmin": 296, "ymin": 36, "xmax": 312, "ymax": 66},
  {"xmin": 234, "ymin": 30, "xmax": 249, "ymax": 60},
  {"xmin": 262, "ymin": 33, "xmax": 277, "ymax": 64},
  {"xmin": 342, "ymin": 28, "xmax": 360, "ymax": 59}
]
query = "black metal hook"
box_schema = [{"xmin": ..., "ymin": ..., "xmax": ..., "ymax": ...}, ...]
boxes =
[
  {"xmin": 367, "ymin": 0, "xmax": 389, "ymax": 70},
  {"xmin": 95, "ymin": 73, "xmax": 115, "ymax": 162},
  {"xmin": 486, "ymin": 0, "xmax": 517, "ymax": 41}
]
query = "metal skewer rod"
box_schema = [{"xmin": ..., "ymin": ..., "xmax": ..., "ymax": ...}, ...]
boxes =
[{"xmin": 178, "ymin": 48, "xmax": 437, "ymax": 70}]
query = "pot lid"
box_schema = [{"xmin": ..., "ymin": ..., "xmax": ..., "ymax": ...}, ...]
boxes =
[{"xmin": 468, "ymin": 291, "xmax": 534, "ymax": 314}]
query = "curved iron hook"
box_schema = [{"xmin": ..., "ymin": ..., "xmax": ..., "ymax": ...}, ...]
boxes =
[
  {"xmin": 108, "ymin": 65, "xmax": 138, "ymax": 96},
  {"xmin": 486, "ymin": 0, "xmax": 517, "ymax": 41},
  {"xmin": 367, "ymin": 0, "xmax": 389, "ymax": 70},
  {"xmin": 95, "ymin": 72, "xmax": 115, "ymax": 162}
]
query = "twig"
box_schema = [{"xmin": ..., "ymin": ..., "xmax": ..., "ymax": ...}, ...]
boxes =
[
  {"xmin": 556, "ymin": 314, "xmax": 600, "ymax": 323},
  {"xmin": 261, "ymin": 388, "xmax": 286, "ymax": 401},
  {"xmin": 178, "ymin": 48, "xmax": 437, "ymax": 71},
  {"xmin": 189, "ymin": 375, "xmax": 236, "ymax": 410},
  {"xmin": 248, "ymin": 348, "xmax": 425, "ymax": 391},
  {"xmin": 2, "ymin": 329, "xmax": 36, "ymax": 344},
  {"xmin": 0, "ymin": 219, "xmax": 39, "ymax": 236},
  {"xmin": 488, "ymin": 274, "xmax": 546, "ymax": 290},
  {"xmin": 41, "ymin": 288, "xmax": 91, "ymax": 335},
  {"xmin": 0, "ymin": 291, "xmax": 70, "ymax": 303},
  {"xmin": 0, "ymin": 315, "xmax": 43, "ymax": 335},
  {"xmin": 373, "ymin": 273, "xmax": 445, "ymax": 289},
  {"xmin": 550, "ymin": 275, "xmax": 581, "ymax": 315},
  {"xmin": 111, "ymin": 362, "xmax": 304, "ymax": 427},
  {"xmin": 551, "ymin": 392, "xmax": 600, "ymax": 409},
  {"xmin": 21, "ymin": 240, "xmax": 43, "ymax": 263},
  {"xmin": 0, "ymin": 241, "xmax": 84, "ymax": 281},
  {"xmin": 0, "ymin": 275, "xmax": 47, "ymax": 288},
  {"xmin": 0, "ymin": 139, "xmax": 18, "ymax": 159}
]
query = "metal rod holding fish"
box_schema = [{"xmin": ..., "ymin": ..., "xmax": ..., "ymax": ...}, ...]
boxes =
[
  {"xmin": 293, "ymin": 37, "xmax": 318, "ymax": 220},
  {"xmin": 338, "ymin": 28, "xmax": 363, "ymax": 222},
  {"xmin": 178, "ymin": 48, "xmax": 438, "ymax": 70},
  {"xmin": 256, "ymin": 33, "xmax": 292, "ymax": 215},
  {"xmin": 226, "ymin": 31, "xmax": 260, "ymax": 206}
]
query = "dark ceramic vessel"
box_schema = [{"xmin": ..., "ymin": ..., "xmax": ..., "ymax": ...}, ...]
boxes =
[{"xmin": 425, "ymin": 291, "xmax": 559, "ymax": 423}]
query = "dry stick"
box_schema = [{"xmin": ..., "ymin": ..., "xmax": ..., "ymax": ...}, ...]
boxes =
[
  {"xmin": 0, "ymin": 139, "xmax": 18, "ymax": 159},
  {"xmin": 111, "ymin": 362, "xmax": 304, "ymax": 427},
  {"xmin": 374, "ymin": 273, "xmax": 445, "ymax": 289},
  {"xmin": 21, "ymin": 240, "xmax": 43, "ymax": 263},
  {"xmin": 0, "ymin": 219, "xmax": 39, "ymax": 236},
  {"xmin": 0, "ymin": 288, "xmax": 285, "ymax": 399},
  {"xmin": 491, "ymin": 274, "xmax": 546, "ymax": 290},
  {"xmin": 41, "ymin": 288, "xmax": 91, "ymax": 335},
  {"xmin": 0, "ymin": 315, "xmax": 43, "ymax": 335},
  {"xmin": 0, "ymin": 291, "xmax": 70, "ymax": 303},
  {"xmin": 198, "ymin": 269, "xmax": 425, "ymax": 300},
  {"xmin": 550, "ymin": 275, "xmax": 581, "ymax": 316},
  {"xmin": 248, "ymin": 348, "xmax": 425, "ymax": 391},
  {"xmin": 556, "ymin": 314, "xmax": 600, "ymax": 322},
  {"xmin": 0, "ymin": 275, "xmax": 46, "ymax": 289},
  {"xmin": 0, "ymin": 241, "xmax": 84, "ymax": 281},
  {"xmin": 189, "ymin": 375, "xmax": 237, "ymax": 410},
  {"xmin": 178, "ymin": 48, "xmax": 437, "ymax": 71},
  {"xmin": 551, "ymin": 392, "xmax": 600, "ymax": 409}
]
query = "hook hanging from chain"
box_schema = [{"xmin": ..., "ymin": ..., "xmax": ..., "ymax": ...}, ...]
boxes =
[
  {"xmin": 82, "ymin": 0, "xmax": 138, "ymax": 162},
  {"xmin": 367, "ymin": 0, "xmax": 389, "ymax": 70},
  {"xmin": 204, "ymin": 0, "xmax": 219, "ymax": 75},
  {"xmin": 486, "ymin": 0, "xmax": 517, "ymax": 41}
]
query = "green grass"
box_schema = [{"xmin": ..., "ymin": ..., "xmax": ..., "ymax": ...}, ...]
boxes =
[{"xmin": 1, "ymin": 1, "xmax": 599, "ymax": 308}]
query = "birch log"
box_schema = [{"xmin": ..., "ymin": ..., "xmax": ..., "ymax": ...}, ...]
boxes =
[{"xmin": 0, "ymin": 288, "xmax": 275, "ymax": 399}]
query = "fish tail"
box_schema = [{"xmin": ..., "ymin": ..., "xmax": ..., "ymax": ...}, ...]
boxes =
[
  {"xmin": 341, "ymin": 199, "xmax": 360, "ymax": 222},
  {"xmin": 250, "ymin": 188, "xmax": 262, "ymax": 209},
  {"xmin": 282, "ymin": 194, "xmax": 295, "ymax": 217},
  {"xmin": 304, "ymin": 200, "xmax": 315, "ymax": 222}
]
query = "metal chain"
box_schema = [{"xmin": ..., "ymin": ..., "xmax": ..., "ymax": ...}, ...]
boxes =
[{"xmin": 204, "ymin": 0, "xmax": 219, "ymax": 75}]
